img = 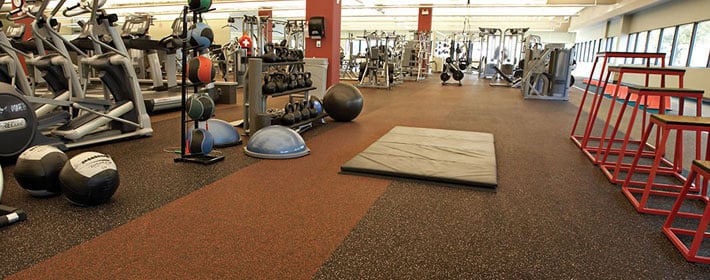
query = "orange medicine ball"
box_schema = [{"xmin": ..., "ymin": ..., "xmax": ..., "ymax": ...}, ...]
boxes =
[{"xmin": 188, "ymin": 56, "xmax": 215, "ymax": 84}]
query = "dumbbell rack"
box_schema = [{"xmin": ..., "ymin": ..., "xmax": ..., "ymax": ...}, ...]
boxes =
[
  {"xmin": 174, "ymin": 5, "xmax": 224, "ymax": 165},
  {"xmin": 243, "ymin": 58, "xmax": 324, "ymax": 135}
]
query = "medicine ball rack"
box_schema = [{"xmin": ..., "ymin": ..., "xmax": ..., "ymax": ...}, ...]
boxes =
[
  {"xmin": 242, "ymin": 58, "xmax": 325, "ymax": 135},
  {"xmin": 175, "ymin": 5, "xmax": 224, "ymax": 165}
]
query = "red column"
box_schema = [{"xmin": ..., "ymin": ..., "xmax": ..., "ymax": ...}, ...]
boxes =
[
  {"xmin": 305, "ymin": 0, "xmax": 341, "ymax": 88},
  {"xmin": 258, "ymin": 9, "xmax": 273, "ymax": 43},
  {"xmin": 417, "ymin": 7, "xmax": 432, "ymax": 32}
]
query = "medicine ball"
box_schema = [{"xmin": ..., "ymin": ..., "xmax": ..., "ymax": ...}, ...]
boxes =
[
  {"xmin": 188, "ymin": 55, "xmax": 215, "ymax": 84},
  {"xmin": 186, "ymin": 93, "xmax": 215, "ymax": 121},
  {"xmin": 322, "ymin": 83, "xmax": 363, "ymax": 122},
  {"xmin": 188, "ymin": 128, "xmax": 214, "ymax": 155},
  {"xmin": 59, "ymin": 152, "xmax": 119, "ymax": 206},
  {"xmin": 310, "ymin": 96, "xmax": 323, "ymax": 115},
  {"xmin": 189, "ymin": 22, "xmax": 214, "ymax": 51},
  {"xmin": 14, "ymin": 145, "xmax": 68, "ymax": 197},
  {"xmin": 188, "ymin": 0, "xmax": 211, "ymax": 12}
]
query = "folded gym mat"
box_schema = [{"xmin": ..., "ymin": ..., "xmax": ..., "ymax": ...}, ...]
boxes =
[{"xmin": 341, "ymin": 126, "xmax": 497, "ymax": 189}]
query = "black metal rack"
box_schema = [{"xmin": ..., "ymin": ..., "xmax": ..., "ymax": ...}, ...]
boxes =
[
  {"xmin": 243, "ymin": 58, "xmax": 324, "ymax": 134},
  {"xmin": 175, "ymin": 5, "xmax": 224, "ymax": 165}
]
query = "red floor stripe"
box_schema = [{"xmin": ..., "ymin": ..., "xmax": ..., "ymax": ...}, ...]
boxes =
[{"xmin": 7, "ymin": 121, "xmax": 391, "ymax": 280}]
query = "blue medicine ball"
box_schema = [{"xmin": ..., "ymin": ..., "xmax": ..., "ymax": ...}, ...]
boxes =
[
  {"xmin": 310, "ymin": 97, "xmax": 323, "ymax": 115},
  {"xmin": 190, "ymin": 22, "xmax": 214, "ymax": 51},
  {"xmin": 187, "ymin": 128, "xmax": 214, "ymax": 155}
]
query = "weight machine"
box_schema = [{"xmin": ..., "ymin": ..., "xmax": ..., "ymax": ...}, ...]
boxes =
[
  {"xmin": 340, "ymin": 33, "xmax": 360, "ymax": 80},
  {"xmin": 401, "ymin": 32, "xmax": 431, "ymax": 81},
  {"xmin": 356, "ymin": 31, "xmax": 402, "ymax": 89},
  {"xmin": 241, "ymin": 15, "xmax": 268, "ymax": 57},
  {"xmin": 499, "ymin": 28, "xmax": 528, "ymax": 77},
  {"xmin": 283, "ymin": 20, "xmax": 305, "ymax": 50},
  {"xmin": 521, "ymin": 35, "xmax": 574, "ymax": 100},
  {"xmin": 478, "ymin": 28, "xmax": 502, "ymax": 79}
]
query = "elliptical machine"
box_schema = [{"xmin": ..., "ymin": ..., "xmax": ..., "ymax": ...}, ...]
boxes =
[
  {"xmin": 0, "ymin": 0, "xmax": 153, "ymax": 160},
  {"xmin": 440, "ymin": 57, "xmax": 464, "ymax": 86}
]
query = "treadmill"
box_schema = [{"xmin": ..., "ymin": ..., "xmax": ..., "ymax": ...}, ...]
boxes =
[{"xmin": 121, "ymin": 15, "xmax": 183, "ymax": 113}]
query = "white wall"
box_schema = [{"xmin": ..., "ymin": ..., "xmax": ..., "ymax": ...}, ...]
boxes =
[
  {"xmin": 574, "ymin": 22, "xmax": 607, "ymax": 42},
  {"xmin": 628, "ymin": 0, "xmax": 710, "ymax": 32},
  {"xmin": 527, "ymin": 31, "xmax": 576, "ymax": 45}
]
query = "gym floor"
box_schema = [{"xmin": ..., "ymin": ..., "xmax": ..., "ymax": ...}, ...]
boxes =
[{"xmin": 2, "ymin": 74, "xmax": 710, "ymax": 279}]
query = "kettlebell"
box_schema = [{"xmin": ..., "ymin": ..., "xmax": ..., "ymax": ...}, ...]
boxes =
[
  {"xmin": 296, "ymin": 72, "xmax": 305, "ymax": 88},
  {"xmin": 288, "ymin": 73, "xmax": 298, "ymax": 90},
  {"xmin": 281, "ymin": 103, "xmax": 295, "ymax": 125},
  {"xmin": 278, "ymin": 47, "xmax": 290, "ymax": 61},
  {"xmin": 287, "ymin": 49, "xmax": 298, "ymax": 61},
  {"xmin": 300, "ymin": 100, "xmax": 310, "ymax": 120},
  {"xmin": 292, "ymin": 102, "xmax": 302, "ymax": 123},
  {"xmin": 304, "ymin": 72, "xmax": 313, "ymax": 87},
  {"xmin": 273, "ymin": 46, "xmax": 284, "ymax": 62},
  {"xmin": 273, "ymin": 72, "xmax": 289, "ymax": 92},
  {"xmin": 308, "ymin": 99, "xmax": 318, "ymax": 117},
  {"xmin": 263, "ymin": 43, "xmax": 277, "ymax": 62},
  {"xmin": 262, "ymin": 73, "xmax": 276, "ymax": 94}
]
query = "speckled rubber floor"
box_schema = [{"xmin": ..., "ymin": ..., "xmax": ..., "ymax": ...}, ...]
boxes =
[{"xmin": 2, "ymin": 78, "xmax": 710, "ymax": 279}]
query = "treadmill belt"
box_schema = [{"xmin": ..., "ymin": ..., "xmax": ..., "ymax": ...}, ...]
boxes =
[{"xmin": 341, "ymin": 126, "xmax": 498, "ymax": 189}]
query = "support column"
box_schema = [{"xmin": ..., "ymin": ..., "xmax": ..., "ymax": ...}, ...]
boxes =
[
  {"xmin": 417, "ymin": 7, "xmax": 432, "ymax": 32},
  {"xmin": 305, "ymin": 0, "xmax": 341, "ymax": 88},
  {"xmin": 417, "ymin": 7, "xmax": 432, "ymax": 74},
  {"xmin": 258, "ymin": 9, "xmax": 273, "ymax": 43}
]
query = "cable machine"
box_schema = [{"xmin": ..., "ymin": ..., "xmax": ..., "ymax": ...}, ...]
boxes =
[
  {"xmin": 340, "ymin": 33, "xmax": 360, "ymax": 80},
  {"xmin": 401, "ymin": 31, "xmax": 431, "ymax": 81},
  {"xmin": 356, "ymin": 30, "xmax": 401, "ymax": 89},
  {"xmin": 478, "ymin": 27, "xmax": 502, "ymax": 79}
]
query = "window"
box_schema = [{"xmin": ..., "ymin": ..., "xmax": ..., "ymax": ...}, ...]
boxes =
[
  {"xmin": 626, "ymin": 33, "xmax": 637, "ymax": 63},
  {"xmin": 659, "ymin": 27, "xmax": 676, "ymax": 66},
  {"xmin": 634, "ymin": 31, "xmax": 648, "ymax": 63},
  {"xmin": 647, "ymin": 29, "xmax": 661, "ymax": 52},
  {"xmin": 591, "ymin": 39, "xmax": 597, "ymax": 60},
  {"xmin": 673, "ymin": 23, "xmax": 693, "ymax": 66},
  {"xmin": 597, "ymin": 38, "xmax": 604, "ymax": 52},
  {"xmin": 582, "ymin": 41, "xmax": 587, "ymax": 62},
  {"xmin": 607, "ymin": 37, "xmax": 616, "ymax": 51},
  {"xmin": 689, "ymin": 20, "xmax": 710, "ymax": 67},
  {"xmin": 627, "ymin": 33, "xmax": 637, "ymax": 52}
]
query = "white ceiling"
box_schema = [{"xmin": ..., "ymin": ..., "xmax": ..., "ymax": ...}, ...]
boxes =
[{"xmin": 97, "ymin": 0, "xmax": 623, "ymax": 33}]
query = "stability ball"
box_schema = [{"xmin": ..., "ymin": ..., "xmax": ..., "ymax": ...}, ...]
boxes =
[
  {"xmin": 322, "ymin": 83, "xmax": 363, "ymax": 122},
  {"xmin": 187, "ymin": 119, "xmax": 240, "ymax": 148},
  {"xmin": 14, "ymin": 145, "xmax": 68, "ymax": 197},
  {"xmin": 59, "ymin": 152, "xmax": 120, "ymax": 206}
]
